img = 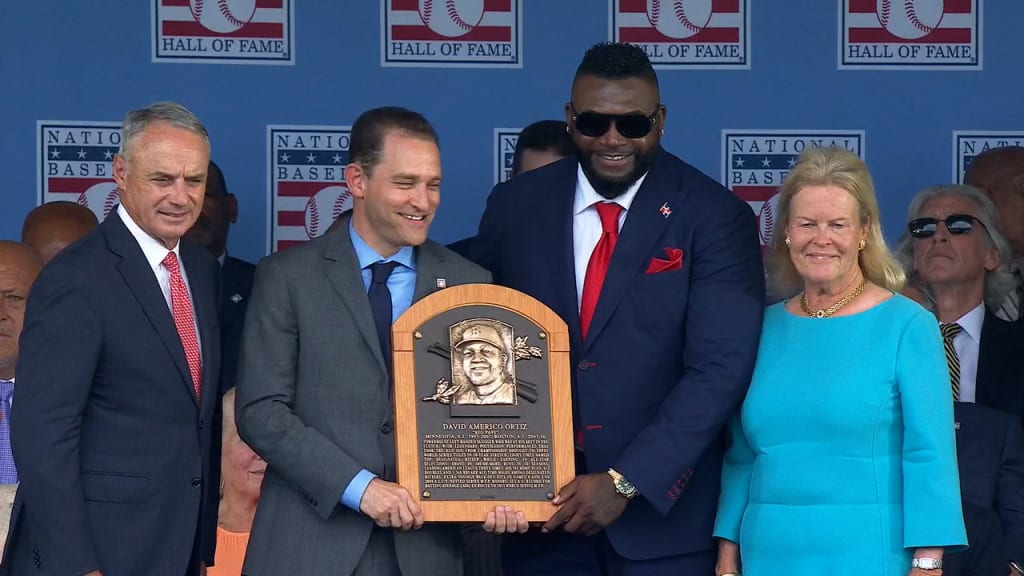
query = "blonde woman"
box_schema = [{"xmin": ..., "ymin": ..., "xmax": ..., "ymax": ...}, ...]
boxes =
[{"xmin": 714, "ymin": 148, "xmax": 966, "ymax": 576}]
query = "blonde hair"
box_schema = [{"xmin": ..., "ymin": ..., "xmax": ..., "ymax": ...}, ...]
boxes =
[{"xmin": 766, "ymin": 147, "xmax": 905, "ymax": 298}]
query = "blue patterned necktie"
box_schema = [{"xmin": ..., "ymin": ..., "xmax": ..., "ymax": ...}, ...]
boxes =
[{"xmin": 0, "ymin": 379, "xmax": 17, "ymax": 483}]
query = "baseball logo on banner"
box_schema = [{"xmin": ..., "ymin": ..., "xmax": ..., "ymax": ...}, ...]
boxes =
[
  {"xmin": 952, "ymin": 131, "xmax": 1024, "ymax": 184},
  {"xmin": 382, "ymin": 0, "xmax": 522, "ymax": 67},
  {"xmin": 153, "ymin": 0, "xmax": 294, "ymax": 64},
  {"xmin": 268, "ymin": 125, "xmax": 351, "ymax": 253},
  {"xmin": 38, "ymin": 121, "xmax": 122, "ymax": 222},
  {"xmin": 494, "ymin": 128, "xmax": 520, "ymax": 184},
  {"xmin": 840, "ymin": 0, "xmax": 981, "ymax": 69},
  {"xmin": 610, "ymin": 0, "xmax": 749, "ymax": 69},
  {"xmin": 722, "ymin": 130, "xmax": 865, "ymax": 248}
]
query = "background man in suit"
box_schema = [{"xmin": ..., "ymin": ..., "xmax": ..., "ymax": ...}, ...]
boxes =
[
  {"xmin": 185, "ymin": 160, "xmax": 255, "ymax": 394},
  {"xmin": 4, "ymin": 102, "xmax": 221, "ymax": 576},
  {"xmin": 0, "ymin": 242, "xmax": 42, "ymax": 554},
  {"xmin": 473, "ymin": 42, "xmax": 765, "ymax": 575},
  {"xmin": 448, "ymin": 120, "xmax": 573, "ymax": 260},
  {"xmin": 953, "ymin": 402, "xmax": 1024, "ymax": 570},
  {"xmin": 964, "ymin": 146, "xmax": 1024, "ymax": 322},
  {"xmin": 20, "ymin": 201, "xmax": 98, "ymax": 265},
  {"xmin": 895, "ymin": 184, "xmax": 1024, "ymax": 425},
  {"xmin": 236, "ymin": 106, "xmax": 524, "ymax": 576}
]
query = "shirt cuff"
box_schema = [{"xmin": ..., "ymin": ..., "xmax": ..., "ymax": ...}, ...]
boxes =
[{"xmin": 340, "ymin": 469, "xmax": 377, "ymax": 512}]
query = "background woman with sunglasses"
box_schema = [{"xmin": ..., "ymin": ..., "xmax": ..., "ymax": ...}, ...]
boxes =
[{"xmin": 713, "ymin": 147, "xmax": 966, "ymax": 576}]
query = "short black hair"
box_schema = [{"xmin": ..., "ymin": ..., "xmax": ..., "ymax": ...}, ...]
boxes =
[
  {"xmin": 574, "ymin": 42, "xmax": 658, "ymax": 88},
  {"xmin": 349, "ymin": 107, "xmax": 439, "ymax": 174},
  {"xmin": 511, "ymin": 120, "xmax": 572, "ymax": 176},
  {"xmin": 206, "ymin": 160, "xmax": 228, "ymax": 197}
]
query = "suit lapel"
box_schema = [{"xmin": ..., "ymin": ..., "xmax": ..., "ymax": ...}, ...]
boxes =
[
  {"xmin": 181, "ymin": 241, "xmax": 216, "ymax": 407},
  {"xmin": 322, "ymin": 214, "xmax": 388, "ymax": 375},
  {"xmin": 412, "ymin": 242, "xmax": 447, "ymax": 303},
  {"xmin": 977, "ymin": 312, "xmax": 1003, "ymax": 407},
  {"xmin": 105, "ymin": 215, "xmax": 198, "ymax": 408},
  {"xmin": 542, "ymin": 166, "xmax": 584, "ymax": 351},
  {"xmin": 584, "ymin": 151, "xmax": 675, "ymax": 349}
]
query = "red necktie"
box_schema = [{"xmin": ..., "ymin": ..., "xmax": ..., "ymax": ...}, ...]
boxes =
[
  {"xmin": 163, "ymin": 252, "xmax": 202, "ymax": 398},
  {"xmin": 580, "ymin": 202, "xmax": 622, "ymax": 339}
]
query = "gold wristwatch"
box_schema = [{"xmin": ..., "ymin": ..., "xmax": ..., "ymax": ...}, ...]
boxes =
[{"xmin": 607, "ymin": 468, "xmax": 638, "ymax": 500}]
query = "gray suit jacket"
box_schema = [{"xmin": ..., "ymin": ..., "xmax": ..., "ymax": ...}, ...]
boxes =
[{"xmin": 236, "ymin": 213, "xmax": 490, "ymax": 576}]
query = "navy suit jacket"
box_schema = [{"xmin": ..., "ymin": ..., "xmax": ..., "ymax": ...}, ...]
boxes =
[
  {"xmin": 3, "ymin": 213, "xmax": 221, "ymax": 576},
  {"xmin": 219, "ymin": 255, "xmax": 255, "ymax": 394},
  {"xmin": 977, "ymin": 312, "xmax": 1024, "ymax": 428},
  {"xmin": 473, "ymin": 150, "xmax": 765, "ymax": 560},
  {"xmin": 955, "ymin": 402, "xmax": 1024, "ymax": 565}
]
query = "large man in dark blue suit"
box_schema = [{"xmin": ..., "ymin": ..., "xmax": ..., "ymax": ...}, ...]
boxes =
[
  {"xmin": 3, "ymin": 102, "xmax": 221, "ymax": 576},
  {"xmin": 473, "ymin": 43, "xmax": 765, "ymax": 575}
]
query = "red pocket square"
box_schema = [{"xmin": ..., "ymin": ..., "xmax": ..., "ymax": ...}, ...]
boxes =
[{"xmin": 645, "ymin": 247, "xmax": 684, "ymax": 274}]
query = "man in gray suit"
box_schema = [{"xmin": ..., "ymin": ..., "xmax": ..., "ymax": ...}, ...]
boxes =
[{"xmin": 236, "ymin": 107, "xmax": 525, "ymax": 576}]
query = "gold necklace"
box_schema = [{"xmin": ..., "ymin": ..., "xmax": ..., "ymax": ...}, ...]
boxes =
[{"xmin": 800, "ymin": 279, "xmax": 868, "ymax": 318}]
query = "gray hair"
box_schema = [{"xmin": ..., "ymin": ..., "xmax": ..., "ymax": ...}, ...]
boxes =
[
  {"xmin": 119, "ymin": 101, "xmax": 209, "ymax": 158},
  {"xmin": 894, "ymin": 184, "xmax": 1016, "ymax": 310}
]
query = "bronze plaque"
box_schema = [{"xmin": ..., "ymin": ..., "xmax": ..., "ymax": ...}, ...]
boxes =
[{"xmin": 392, "ymin": 284, "xmax": 573, "ymax": 522}]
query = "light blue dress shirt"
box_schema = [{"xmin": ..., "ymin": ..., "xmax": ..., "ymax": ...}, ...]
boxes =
[{"xmin": 340, "ymin": 221, "xmax": 417, "ymax": 512}]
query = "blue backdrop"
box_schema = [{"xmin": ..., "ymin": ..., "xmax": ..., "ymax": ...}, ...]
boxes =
[{"xmin": 2, "ymin": 1, "xmax": 1023, "ymax": 265}]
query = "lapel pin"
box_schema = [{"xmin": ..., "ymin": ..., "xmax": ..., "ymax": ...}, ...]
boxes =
[
  {"xmin": 436, "ymin": 278, "xmax": 447, "ymax": 289},
  {"xmin": 659, "ymin": 202, "xmax": 672, "ymax": 218},
  {"xmin": 230, "ymin": 293, "xmax": 243, "ymax": 304}
]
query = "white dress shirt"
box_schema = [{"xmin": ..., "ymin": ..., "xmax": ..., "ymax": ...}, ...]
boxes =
[
  {"xmin": 572, "ymin": 164, "xmax": 648, "ymax": 309},
  {"xmin": 117, "ymin": 205, "xmax": 202, "ymax": 357},
  {"xmin": 943, "ymin": 302, "xmax": 984, "ymax": 403}
]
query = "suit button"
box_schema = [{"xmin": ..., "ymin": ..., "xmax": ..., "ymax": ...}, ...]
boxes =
[
  {"xmin": 191, "ymin": 476, "xmax": 201, "ymax": 487},
  {"xmin": 578, "ymin": 360, "xmax": 590, "ymax": 371},
  {"xmin": 381, "ymin": 422, "xmax": 393, "ymax": 434},
  {"xmin": 198, "ymin": 419, "xmax": 205, "ymax": 430}
]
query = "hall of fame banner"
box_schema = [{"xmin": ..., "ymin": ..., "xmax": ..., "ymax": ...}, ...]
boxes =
[
  {"xmin": 952, "ymin": 131, "xmax": 1024, "ymax": 184},
  {"xmin": 494, "ymin": 128, "xmax": 520, "ymax": 184},
  {"xmin": 611, "ymin": 0, "xmax": 749, "ymax": 69},
  {"xmin": 722, "ymin": 130, "xmax": 865, "ymax": 248},
  {"xmin": 37, "ymin": 121, "xmax": 123, "ymax": 223},
  {"xmin": 268, "ymin": 125, "xmax": 352, "ymax": 253},
  {"xmin": 839, "ymin": 0, "xmax": 981, "ymax": 70},
  {"xmin": 153, "ymin": 0, "xmax": 294, "ymax": 64},
  {"xmin": 382, "ymin": 0, "xmax": 522, "ymax": 68}
]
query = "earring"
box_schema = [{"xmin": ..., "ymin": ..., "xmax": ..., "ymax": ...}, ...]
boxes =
[
  {"xmin": 784, "ymin": 237, "xmax": 791, "ymax": 246},
  {"xmin": 565, "ymin": 125, "xmax": 570, "ymax": 134},
  {"xmin": 859, "ymin": 239, "xmax": 866, "ymax": 251}
]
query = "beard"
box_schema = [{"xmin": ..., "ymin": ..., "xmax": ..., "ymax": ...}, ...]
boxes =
[{"xmin": 577, "ymin": 145, "xmax": 658, "ymax": 200}]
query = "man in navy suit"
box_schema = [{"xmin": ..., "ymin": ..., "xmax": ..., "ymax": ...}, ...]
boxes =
[
  {"xmin": 473, "ymin": 42, "xmax": 765, "ymax": 575},
  {"xmin": 953, "ymin": 402, "xmax": 1024, "ymax": 569},
  {"xmin": 4, "ymin": 102, "xmax": 221, "ymax": 576},
  {"xmin": 186, "ymin": 160, "xmax": 255, "ymax": 394},
  {"xmin": 895, "ymin": 184, "xmax": 1024, "ymax": 426}
]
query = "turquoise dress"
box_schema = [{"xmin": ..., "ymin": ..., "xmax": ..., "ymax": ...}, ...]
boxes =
[{"xmin": 714, "ymin": 296, "xmax": 967, "ymax": 575}]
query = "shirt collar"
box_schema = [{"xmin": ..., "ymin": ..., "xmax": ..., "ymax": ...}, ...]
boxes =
[
  {"xmin": 348, "ymin": 220, "xmax": 415, "ymax": 271},
  {"xmin": 573, "ymin": 163, "xmax": 647, "ymax": 216},
  {"xmin": 117, "ymin": 205, "xmax": 181, "ymax": 270},
  {"xmin": 947, "ymin": 302, "xmax": 985, "ymax": 343}
]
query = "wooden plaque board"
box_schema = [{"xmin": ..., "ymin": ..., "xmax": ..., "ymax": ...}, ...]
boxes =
[{"xmin": 392, "ymin": 284, "xmax": 573, "ymax": 522}]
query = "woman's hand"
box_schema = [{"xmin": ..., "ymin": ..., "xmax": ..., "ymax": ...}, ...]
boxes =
[{"xmin": 715, "ymin": 538, "xmax": 741, "ymax": 576}]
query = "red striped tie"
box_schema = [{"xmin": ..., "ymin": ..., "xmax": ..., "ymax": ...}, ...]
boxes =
[{"xmin": 163, "ymin": 252, "xmax": 202, "ymax": 398}]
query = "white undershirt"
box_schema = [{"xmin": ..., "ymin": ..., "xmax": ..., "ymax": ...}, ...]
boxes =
[
  {"xmin": 571, "ymin": 164, "xmax": 647, "ymax": 309},
  {"xmin": 117, "ymin": 205, "xmax": 202, "ymax": 357}
]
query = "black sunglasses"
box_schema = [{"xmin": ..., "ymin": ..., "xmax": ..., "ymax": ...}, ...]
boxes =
[
  {"xmin": 908, "ymin": 214, "xmax": 985, "ymax": 238},
  {"xmin": 569, "ymin": 103, "xmax": 660, "ymax": 139}
]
